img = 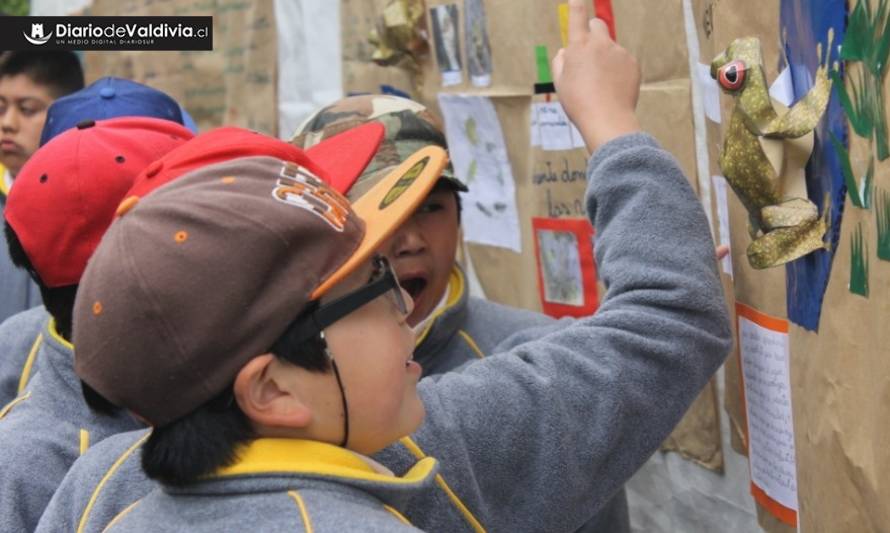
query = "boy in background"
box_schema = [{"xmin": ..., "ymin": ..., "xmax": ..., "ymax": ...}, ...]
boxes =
[
  {"xmin": 0, "ymin": 76, "xmax": 190, "ymax": 405},
  {"xmin": 0, "ymin": 51, "xmax": 83, "ymax": 323}
]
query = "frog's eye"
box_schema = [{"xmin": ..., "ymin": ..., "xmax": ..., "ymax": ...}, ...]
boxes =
[{"xmin": 718, "ymin": 60, "xmax": 746, "ymax": 91}]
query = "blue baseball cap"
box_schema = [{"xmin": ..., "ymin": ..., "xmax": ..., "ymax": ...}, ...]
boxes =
[{"xmin": 40, "ymin": 77, "xmax": 185, "ymax": 146}]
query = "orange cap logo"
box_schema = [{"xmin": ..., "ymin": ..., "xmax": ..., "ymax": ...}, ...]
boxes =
[{"xmin": 272, "ymin": 162, "xmax": 351, "ymax": 232}]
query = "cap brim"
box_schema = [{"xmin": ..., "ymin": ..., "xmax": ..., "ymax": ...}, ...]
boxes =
[
  {"xmin": 311, "ymin": 145, "xmax": 448, "ymax": 298},
  {"xmin": 305, "ymin": 122, "xmax": 385, "ymax": 194}
]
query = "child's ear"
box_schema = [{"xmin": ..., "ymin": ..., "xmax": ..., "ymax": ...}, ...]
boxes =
[{"xmin": 233, "ymin": 354, "xmax": 312, "ymax": 429}]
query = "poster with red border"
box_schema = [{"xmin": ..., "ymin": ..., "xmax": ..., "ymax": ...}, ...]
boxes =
[
  {"xmin": 532, "ymin": 217, "xmax": 598, "ymax": 318},
  {"xmin": 735, "ymin": 303, "xmax": 798, "ymax": 527}
]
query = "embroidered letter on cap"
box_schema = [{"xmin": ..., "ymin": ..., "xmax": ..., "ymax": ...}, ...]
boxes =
[{"xmin": 273, "ymin": 162, "xmax": 350, "ymax": 231}]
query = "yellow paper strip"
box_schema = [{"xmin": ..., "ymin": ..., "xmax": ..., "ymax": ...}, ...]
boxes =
[{"xmin": 558, "ymin": 3, "xmax": 569, "ymax": 47}]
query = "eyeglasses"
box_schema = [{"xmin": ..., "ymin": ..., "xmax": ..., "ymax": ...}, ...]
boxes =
[{"xmin": 271, "ymin": 255, "xmax": 408, "ymax": 352}]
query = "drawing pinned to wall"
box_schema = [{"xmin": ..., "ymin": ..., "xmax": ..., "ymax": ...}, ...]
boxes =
[
  {"xmin": 711, "ymin": 35, "xmax": 833, "ymax": 269},
  {"xmin": 532, "ymin": 217, "xmax": 598, "ymax": 318},
  {"xmin": 831, "ymin": 0, "xmax": 890, "ymax": 175},
  {"xmin": 438, "ymin": 94, "xmax": 521, "ymax": 252},
  {"xmin": 850, "ymin": 221, "xmax": 869, "ymax": 297},
  {"xmin": 877, "ymin": 187, "xmax": 890, "ymax": 260},
  {"xmin": 832, "ymin": 0, "xmax": 890, "ymax": 209},
  {"xmin": 368, "ymin": 0, "xmax": 428, "ymax": 71},
  {"xmin": 779, "ymin": 0, "xmax": 848, "ymax": 331},
  {"xmin": 463, "ymin": 0, "xmax": 492, "ymax": 87},
  {"xmin": 429, "ymin": 4, "xmax": 463, "ymax": 86}
]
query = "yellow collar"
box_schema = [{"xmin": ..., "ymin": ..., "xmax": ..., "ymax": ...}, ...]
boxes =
[
  {"xmin": 47, "ymin": 318, "xmax": 74, "ymax": 350},
  {"xmin": 215, "ymin": 438, "xmax": 436, "ymax": 485},
  {"xmin": 414, "ymin": 265, "xmax": 465, "ymax": 346},
  {"xmin": 0, "ymin": 166, "xmax": 9, "ymax": 197}
]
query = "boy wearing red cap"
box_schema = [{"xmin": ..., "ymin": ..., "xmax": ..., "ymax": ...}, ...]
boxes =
[
  {"xmin": 42, "ymin": 4, "xmax": 729, "ymax": 532},
  {"xmin": 0, "ymin": 117, "xmax": 194, "ymax": 533},
  {"xmin": 0, "ymin": 51, "xmax": 84, "ymax": 325},
  {"xmin": 0, "ymin": 76, "xmax": 192, "ymax": 406}
]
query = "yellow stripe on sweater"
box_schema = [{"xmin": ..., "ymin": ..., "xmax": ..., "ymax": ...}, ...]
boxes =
[
  {"xmin": 383, "ymin": 504, "xmax": 412, "ymax": 525},
  {"xmin": 457, "ymin": 330, "xmax": 485, "ymax": 359},
  {"xmin": 17, "ymin": 333, "xmax": 42, "ymax": 394},
  {"xmin": 79, "ymin": 429, "xmax": 90, "ymax": 455},
  {"xmin": 0, "ymin": 391, "xmax": 30, "ymax": 419},
  {"xmin": 398, "ymin": 436, "xmax": 487, "ymax": 533},
  {"xmin": 78, "ymin": 432, "xmax": 151, "ymax": 533},
  {"xmin": 287, "ymin": 490, "xmax": 314, "ymax": 533},
  {"xmin": 101, "ymin": 499, "xmax": 141, "ymax": 532}
]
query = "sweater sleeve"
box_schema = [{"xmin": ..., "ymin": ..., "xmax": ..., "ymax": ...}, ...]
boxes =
[{"xmin": 401, "ymin": 133, "xmax": 733, "ymax": 532}]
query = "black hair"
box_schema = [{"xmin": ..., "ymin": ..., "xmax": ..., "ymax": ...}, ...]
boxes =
[
  {"xmin": 0, "ymin": 51, "xmax": 84, "ymax": 98},
  {"xmin": 140, "ymin": 322, "xmax": 331, "ymax": 486},
  {"xmin": 4, "ymin": 221, "xmax": 76, "ymax": 340},
  {"xmin": 430, "ymin": 180, "xmax": 462, "ymax": 224}
]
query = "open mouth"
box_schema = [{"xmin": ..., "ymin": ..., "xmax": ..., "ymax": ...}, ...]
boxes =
[{"xmin": 399, "ymin": 276, "xmax": 428, "ymax": 302}]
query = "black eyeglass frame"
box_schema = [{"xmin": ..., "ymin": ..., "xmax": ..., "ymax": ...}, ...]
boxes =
[{"xmin": 271, "ymin": 255, "xmax": 407, "ymax": 354}]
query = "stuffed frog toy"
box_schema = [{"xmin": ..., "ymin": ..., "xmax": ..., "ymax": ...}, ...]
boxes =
[{"xmin": 711, "ymin": 34, "xmax": 834, "ymax": 268}]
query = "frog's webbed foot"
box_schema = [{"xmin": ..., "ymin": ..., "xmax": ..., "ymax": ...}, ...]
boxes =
[
  {"xmin": 760, "ymin": 197, "xmax": 819, "ymax": 230},
  {"xmin": 747, "ymin": 194, "xmax": 831, "ymax": 268}
]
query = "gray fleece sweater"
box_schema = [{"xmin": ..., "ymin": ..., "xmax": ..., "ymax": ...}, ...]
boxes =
[
  {"xmin": 0, "ymin": 319, "xmax": 142, "ymax": 533},
  {"xmin": 0, "ymin": 189, "xmax": 42, "ymax": 324},
  {"xmin": 0, "ymin": 305, "xmax": 47, "ymax": 405},
  {"xmin": 36, "ymin": 133, "xmax": 731, "ymax": 532}
]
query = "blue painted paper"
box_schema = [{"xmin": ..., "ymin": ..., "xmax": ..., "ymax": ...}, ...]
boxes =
[{"xmin": 780, "ymin": 0, "xmax": 847, "ymax": 331}]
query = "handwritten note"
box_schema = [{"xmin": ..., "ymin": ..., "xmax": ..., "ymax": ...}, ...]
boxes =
[
  {"xmin": 438, "ymin": 94, "xmax": 521, "ymax": 252},
  {"xmin": 737, "ymin": 305, "xmax": 799, "ymax": 514},
  {"xmin": 711, "ymin": 175, "xmax": 733, "ymax": 278},
  {"xmin": 531, "ymin": 102, "xmax": 585, "ymax": 151}
]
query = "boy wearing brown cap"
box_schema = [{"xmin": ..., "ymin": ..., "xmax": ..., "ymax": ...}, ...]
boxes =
[{"xmin": 42, "ymin": 4, "xmax": 731, "ymax": 531}]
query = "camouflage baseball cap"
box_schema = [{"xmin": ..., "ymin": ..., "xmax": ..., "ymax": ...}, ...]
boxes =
[{"xmin": 290, "ymin": 94, "xmax": 467, "ymax": 200}]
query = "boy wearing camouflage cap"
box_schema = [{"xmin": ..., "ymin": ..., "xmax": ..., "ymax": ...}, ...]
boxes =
[
  {"xmin": 292, "ymin": 95, "xmax": 630, "ymax": 531},
  {"xmin": 40, "ymin": 5, "xmax": 730, "ymax": 532}
]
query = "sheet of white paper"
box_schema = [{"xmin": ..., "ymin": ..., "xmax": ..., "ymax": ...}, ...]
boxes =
[
  {"xmin": 438, "ymin": 94, "xmax": 522, "ymax": 252},
  {"xmin": 533, "ymin": 102, "xmax": 583, "ymax": 150},
  {"xmin": 738, "ymin": 315, "xmax": 799, "ymax": 512},
  {"xmin": 441, "ymin": 71, "xmax": 463, "ymax": 87},
  {"xmin": 696, "ymin": 62, "xmax": 722, "ymax": 124},
  {"xmin": 769, "ymin": 67, "xmax": 795, "ymax": 107},
  {"xmin": 712, "ymin": 176, "xmax": 733, "ymax": 278},
  {"xmin": 530, "ymin": 103, "xmax": 541, "ymax": 147}
]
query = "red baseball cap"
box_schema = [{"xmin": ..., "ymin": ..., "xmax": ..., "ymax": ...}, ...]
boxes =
[
  {"xmin": 5, "ymin": 117, "xmax": 194, "ymax": 288},
  {"xmin": 122, "ymin": 122, "xmax": 386, "ymax": 205}
]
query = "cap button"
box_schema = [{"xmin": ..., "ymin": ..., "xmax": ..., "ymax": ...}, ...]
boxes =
[
  {"xmin": 99, "ymin": 86, "xmax": 115, "ymax": 99},
  {"xmin": 145, "ymin": 160, "xmax": 163, "ymax": 178},
  {"xmin": 115, "ymin": 195, "xmax": 140, "ymax": 217},
  {"xmin": 76, "ymin": 119, "xmax": 95, "ymax": 129}
]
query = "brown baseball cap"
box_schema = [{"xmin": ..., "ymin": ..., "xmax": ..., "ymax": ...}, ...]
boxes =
[{"xmin": 73, "ymin": 128, "xmax": 447, "ymax": 427}]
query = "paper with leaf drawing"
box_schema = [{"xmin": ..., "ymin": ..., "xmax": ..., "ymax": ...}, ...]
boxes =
[{"xmin": 438, "ymin": 93, "xmax": 521, "ymax": 252}]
